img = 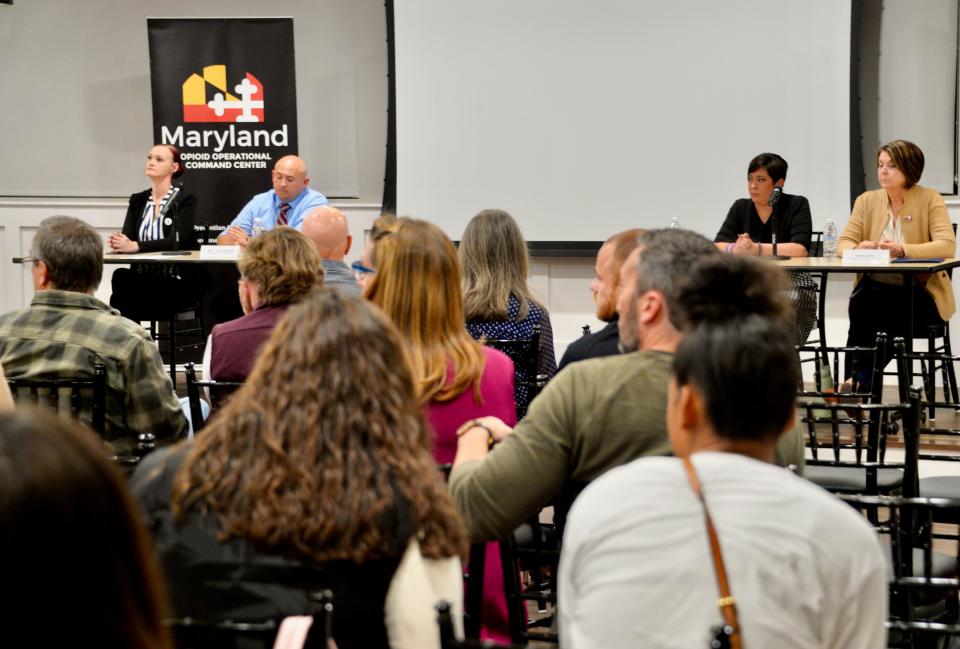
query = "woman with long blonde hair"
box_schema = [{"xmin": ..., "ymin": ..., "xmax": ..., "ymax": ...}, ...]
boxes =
[
  {"xmin": 364, "ymin": 218, "xmax": 517, "ymax": 643},
  {"xmin": 132, "ymin": 290, "xmax": 467, "ymax": 649}
]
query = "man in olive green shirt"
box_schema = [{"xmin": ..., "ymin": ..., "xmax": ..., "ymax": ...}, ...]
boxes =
[{"xmin": 449, "ymin": 229, "xmax": 804, "ymax": 542}]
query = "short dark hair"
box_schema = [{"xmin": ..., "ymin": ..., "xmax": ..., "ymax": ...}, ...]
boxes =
[
  {"xmin": 0, "ymin": 409, "xmax": 173, "ymax": 649},
  {"xmin": 32, "ymin": 215, "xmax": 103, "ymax": 293},
  {"xmin": 878, "ymin": 139, "xmax": 924, "ymax": 188},
  {"xmin": 672, "ymin": 255, "xmax": 798, "ymax": 441},
  {"xmin": 632, "ymin": 229, "xmax": 718, "ymax": 329},
  {"xmin": 748, "ymin": 153, "xmax": 788, "ymax": 184}
]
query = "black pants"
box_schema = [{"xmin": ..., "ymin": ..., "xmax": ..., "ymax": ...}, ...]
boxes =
[
  {"xmin": 844, "ymin": 276, "xmax": 943, "ymax": 390},
  {"xmin": 110, "ymin": 265, "xmax": 207, "ymax": 323}
]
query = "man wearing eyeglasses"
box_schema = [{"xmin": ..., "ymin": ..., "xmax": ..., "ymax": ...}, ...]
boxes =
[
  {"xmin": 0, "ymin": 216, "xmax": 188, "ymax": 453},
  {"xmin": 217, "ymin": 155, "xmax": 328, "ymax": 246}
]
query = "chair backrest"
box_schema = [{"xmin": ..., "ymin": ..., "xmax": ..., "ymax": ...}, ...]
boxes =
[
  {"xmin": 797, "ymin": 386, "xmax": 921, "ymax": 497},
  {"xmin": 437, "ymin": 601, "xmax": 524, "ymax": 649},
  {"xmin": 809, "ymin": 230, "xmax": 823, "ymax": 257},
  {"xmin": 796, "ymin": 332, "xmax": 887, "ymax": 403},
  {"xmin": 169, "ymin": 590, "xmax": 333, "ymax": 649},
  {"xmin": 6, "ymin": 363, "xmax": 107, "ymax": 433},
  {"xmin": 838, "ymin": 493, "xmax": 960, "ymax": 644},
  {"xmin": 483, "ymin": 324, "xmax": 544, "ymax": 420},
  {"xmin": 184, "ymin": 363, "xmax": 243, "ymax": 434}
]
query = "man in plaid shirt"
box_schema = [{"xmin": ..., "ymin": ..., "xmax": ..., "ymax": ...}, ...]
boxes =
[{"xmin": 0, "ymin": 216, "xmax": 187, "ymax": 453}]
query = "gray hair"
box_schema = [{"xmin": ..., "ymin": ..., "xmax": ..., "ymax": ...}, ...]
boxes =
[
  {"xmin": 633, "ymin": 229, "xmax": 718, "ymax": 329},
  {"xmin": 31, "ymin": 216, "xmax": 103, "ymax": 293}
]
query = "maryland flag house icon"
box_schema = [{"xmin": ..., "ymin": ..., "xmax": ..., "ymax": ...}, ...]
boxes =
[{"xmin": 182, "ymin": 65, "xmax": 265, "ymax": 123}]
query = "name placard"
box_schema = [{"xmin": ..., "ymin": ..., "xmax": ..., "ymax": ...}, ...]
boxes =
[
  {"xmin": 841, "ymin": 249, "xmax": 890, "ymax": 266},
  {"xmin": 199, "ymin": 245, "xmax": 240, "ymax": 261}
]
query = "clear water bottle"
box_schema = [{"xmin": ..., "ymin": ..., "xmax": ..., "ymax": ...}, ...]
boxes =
[
  {"xmin": 823, "ymin": 218, "xmax": 838, "ymax": 259},
  {"xmin": 669, "ymin": 216, "xmax": 681, "ymax": 229},
  {"xmin": 252, "ymin": 216, "xmax": 266, "ymax": 238}
]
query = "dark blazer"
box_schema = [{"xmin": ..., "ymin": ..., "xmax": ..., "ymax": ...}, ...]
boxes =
[
  {"xmin": 121, "ymin": 188, "xmax": 199, "ymax": 252},
  {"xmin": 558, "ymin": 319, "xmax": 621, "ymax": 370}
]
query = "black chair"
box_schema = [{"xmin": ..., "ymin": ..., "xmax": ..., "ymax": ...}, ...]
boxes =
[
  {"xmin": 437, "ymin": 601, "xmax": 525, "ymax": 649},
  {"xmin": 793, "ymin": 229, "xmax": 828, "ymax": 353},
  {"xmin": 184, "ymin": 362, "xmax": 242, "ymax": 434},
  {"xmin": 838, "ymin": 494, "xmax": 960, "ymax": 648},
  {"xmin": 892, "ymin": 321, "xmax": 959, "ymax": 423},
  {"xmin": 484, "ymin": 323, "xmax": 547, "ymax": 421},
  {"xmin": 798, "ymin": 386, "xmax": 921, "ymax": 498},
  {"xmin": 6, "ymin": 363, "xmax": 107, "ymax": 433},
  {"xmin": 150, "ymin": 302, "xmax": 207, "ymax": 388},
  {"xmin": 169, "ymin": 590, "xmax": 333, "ymax": 649},
  {"xmin": 6, "ymin": 364, "xmax": 156, "ymax": 470},
  {"xmin": 795, "ymin": 332, "xmax": 886, "ymax": 403},
  {"xmin": 461, "ymin": 519, "xmax": 558, "ymax": 645}
]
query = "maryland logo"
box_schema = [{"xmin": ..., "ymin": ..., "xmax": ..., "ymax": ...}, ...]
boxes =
[{"xmin": 182, "ymin": 65, "xmax": 265, "ymax": 123}]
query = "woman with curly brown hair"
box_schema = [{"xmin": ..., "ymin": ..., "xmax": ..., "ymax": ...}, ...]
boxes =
[
  {"xmin": 364, "ymin": 218, "xmax": 517, "ymax": 644},
  {"xmin": 132, "ymin": 290, "xmax": 468, "ymax": 649}
]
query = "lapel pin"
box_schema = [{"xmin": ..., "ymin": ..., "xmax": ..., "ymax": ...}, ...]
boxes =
[
  {"xmin": 903, "ymin": 215, "xmax": 912, "ymax": 223},
  {"xmin": 164, "ymin": 217, "xmax": 173, "ymax": 226}
]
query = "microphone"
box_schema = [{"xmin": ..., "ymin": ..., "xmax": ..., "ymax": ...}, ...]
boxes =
[{"xmin": 768, "ymin": 186, "xmax": 782, "ymax": 207}]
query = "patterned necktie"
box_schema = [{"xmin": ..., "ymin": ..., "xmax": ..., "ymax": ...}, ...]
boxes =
[{"xmin": 278, "ymin": 202, "xmax": 290, "ymax": 226}]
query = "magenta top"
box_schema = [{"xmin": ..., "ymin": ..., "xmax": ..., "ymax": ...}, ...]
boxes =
[
  {"xmin": 424, "ymin": 345, "xmax": 517, "ymax": 642},
  {"xmin": 425, "ymin": 346, "xmax": 517, "ymax": 465}
]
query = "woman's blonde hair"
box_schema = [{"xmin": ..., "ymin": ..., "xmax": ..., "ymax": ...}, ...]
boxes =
[
  {"xmin": 365, "ymin": 218, "xmax": 487, "ymax": 404},
  {"xmin": 459, "ymin": 209, "xmax": 543, "ymax": 321},
  {"xmin": 237, "ymin": 227, "xmax": 324, "ymax": 306}
]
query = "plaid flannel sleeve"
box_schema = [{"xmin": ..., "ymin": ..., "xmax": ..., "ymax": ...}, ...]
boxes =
[{"xmin": 122, "ymin": 337, "xmax": 188, "ymax": 443}]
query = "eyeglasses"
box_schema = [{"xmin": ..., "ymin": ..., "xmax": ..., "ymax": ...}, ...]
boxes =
[
  {"xmin": 350, "ymin": 261, "xmax": 375, "ymax": 282},
  {"xmin": 17, "ymin": 256, "xmax": 40, "ymax": 265}
]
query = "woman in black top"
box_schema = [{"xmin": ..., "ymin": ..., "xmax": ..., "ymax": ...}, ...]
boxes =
[
  {"xmin": 109, "ymin": 144, "xmax": 202, "ymax": 321},
  {"xmin": 714, "ymin": 153, "xmax": 816, "ymax": 345}
]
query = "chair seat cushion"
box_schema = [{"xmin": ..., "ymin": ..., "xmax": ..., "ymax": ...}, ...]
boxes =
[
  {"xmin": 804, "ymin": 465, "xmax": 904, "ymax": 493},
  {"xmin": 920, "ymin": 476, "xmax": 960, "ymax": 499}
]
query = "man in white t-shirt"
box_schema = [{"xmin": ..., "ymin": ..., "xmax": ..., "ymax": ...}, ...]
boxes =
[{"xmin": 558, "ymin": 254, "xmax": 887, "ymax": 649}]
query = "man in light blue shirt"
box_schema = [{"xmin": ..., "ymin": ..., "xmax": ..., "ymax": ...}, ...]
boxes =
[{"xmin": 218, "ymin": 155, "xmax": 328, "ymax": 246}]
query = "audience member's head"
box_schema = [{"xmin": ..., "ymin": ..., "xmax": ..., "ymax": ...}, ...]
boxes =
[
  {"xmin": 30, "ymin": 215, "xmax": 103, "ymax": 294},
  {"xmin": 302, "ymin": 206, "xmax": 353, "ymax": 261},
  {"xmin": 616, "ymin": 228, "xmax": 717, "ymax": 353},
  {"xmin": 236, "ymin": 226, "xmax": 324, "ymax": 314},
  {"xmin": 0, "ymin": 409, "xmax": 172, "ymax": 649},
  {"xmin": 271, "ymin": 155, "xmax": 310, "ymax": 202},
  {"xmin": 459, "ymin": 208, "xmax": 542, "ymax": 321},
  {"xmin": 591, "ymin": 228, "xmax": 644, "ymax": 322},
  {"xmin": 173, "ymin": 290, "xmax": 467, "ymax": 562},
  {"xmin": 357, "ymin": 213, "xmax": 399, "ymax": 291},
  {"xmin": 669, "ymin": 255, "xmax": 797, "ymax": 457},
  {"xmin": 365, "ymin": 218, "xmax": 486, "ymax": 404}
]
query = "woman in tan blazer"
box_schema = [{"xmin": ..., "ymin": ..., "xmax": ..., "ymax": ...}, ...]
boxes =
[{"xmin": 837, "ymin": 139, "xmax": 956, "ymax": 390}]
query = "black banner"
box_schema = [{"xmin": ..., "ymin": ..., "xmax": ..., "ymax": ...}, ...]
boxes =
[{"xmin": 148, "ymin": 18, "xmax": 298, "ymax": 231}]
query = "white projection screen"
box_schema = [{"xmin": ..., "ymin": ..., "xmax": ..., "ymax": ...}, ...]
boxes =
[{"xmin": 394, "ymin": 0, "xmax": 852, "ymax": 243}]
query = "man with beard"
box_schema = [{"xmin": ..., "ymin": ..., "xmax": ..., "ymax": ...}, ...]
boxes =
[
  {"xmin": 449, "ymin": 229, "xmax": 731, "ymax": 541},
  {"xmin": 559, "ymin": 228, "xmax": 643, "ymax": 369}
]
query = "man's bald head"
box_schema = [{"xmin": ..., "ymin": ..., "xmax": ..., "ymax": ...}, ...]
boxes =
[
  {"xmin": 272, "ymin": 155, "xmax": 309, "ymax": 202},
  {"xmin": 302, "ymin": 206, "xmax": 352, "ymax": 261}
]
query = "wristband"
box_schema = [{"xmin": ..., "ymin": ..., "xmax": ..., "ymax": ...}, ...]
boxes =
[
  {"xmin": 725, "ymin": 243, "xmax": 735, "ymax": 254},
  {"xmin": 456, "ymin": 419, "xmax": 495, "ymax": 448}
]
